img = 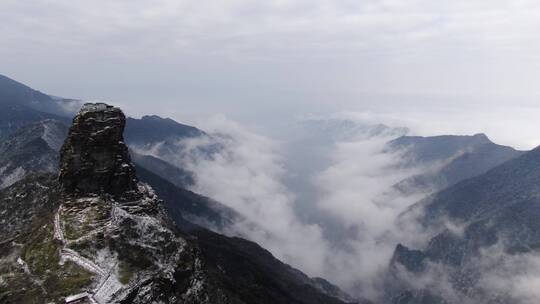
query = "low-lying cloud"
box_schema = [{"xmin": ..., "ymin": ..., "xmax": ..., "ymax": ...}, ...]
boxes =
[
  {"xmin": 476, "ymin": 244, "xmax": 540, "ymax": 304},
  {"xmin": 133, "ymin": 112, "xmax": 540, "ymax": 302},
  {"xmin": 134, "ymin": 114, "xmax": 437, "ymax": 300},
  {"xmin": 311, "ymin": 132, "xmax": 431, "ymax": 295},
  {"xmin": 391, "ymin": 241, "xmax": 540, "ymax": 304}
]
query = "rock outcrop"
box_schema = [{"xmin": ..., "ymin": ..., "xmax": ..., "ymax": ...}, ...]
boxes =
[
  {"xmin": 59, "ymin": 103, "xmax": 139, "ymax": 199},
  {"xmin": 50, "ymin": 104, "xmax": 206, "ymax": 303}
]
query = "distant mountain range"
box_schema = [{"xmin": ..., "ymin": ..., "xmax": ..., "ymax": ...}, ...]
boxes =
[
  {"xmin": 298, "ymin": 117, "xmax": 409, "ymax": 141},
  {"xmin": 387, "ymin": 134, "xmax": 524, "ymax": 194},
  {"xmin": 0, "ymin": 74, "xmax": 76, "ymax": 137}
]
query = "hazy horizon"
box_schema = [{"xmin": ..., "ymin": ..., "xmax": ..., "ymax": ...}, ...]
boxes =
[
  {"xmin": 6, "ymin": 71, "xmax": 539, "ymax": 150},
  {"xmin": 3, "ymin": 0, "xmax": 540, "ymax": 149}
]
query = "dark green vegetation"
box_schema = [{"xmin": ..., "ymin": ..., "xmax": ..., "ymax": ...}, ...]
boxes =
[
  {"xmin": 193, "ymin": 229, "xmax": 356, "ymax": 304},
  {"xmin": 0, "ymin": 177, "xmax": 94, "ymax": 303}
]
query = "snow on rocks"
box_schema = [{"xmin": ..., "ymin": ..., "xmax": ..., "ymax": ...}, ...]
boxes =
[
  {"xmin": 53, "ymin": 209, "xmax": 65, "ymax": 243},
  {"xmin": 16, "ymin": 257, "xmax": 30, "ymax": 274},
  {"xmin": 61, "ymin": 248, "xmax": 106, "ymax": 276},
  {"xmin": 93, "ymin": 271, "xmax": 122, "ymax": 304},
  {"xmin": 0, "ymin": 166, "xmax": 26, "ymax": 189}
]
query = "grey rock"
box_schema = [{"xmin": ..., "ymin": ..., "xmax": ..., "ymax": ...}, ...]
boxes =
[{"xmin": 59, "ymin": 103, "xmax": 139, "ymax": 199}]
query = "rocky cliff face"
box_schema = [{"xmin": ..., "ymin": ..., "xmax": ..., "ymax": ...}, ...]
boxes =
[
  {"xmin": 59, "ymin": 103, "xmax": 139, "ymax": 199},
  {"xmin": 0, "ymin": 103, "xmax": 217, "ymax": 303}
]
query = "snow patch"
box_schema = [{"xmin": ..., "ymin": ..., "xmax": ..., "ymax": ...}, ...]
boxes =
[
  {"xmin": 0, "ymin": 166, "xmax": 26, "ymax": 189},
  {"xmin": 53, "ymin": 209, "xmax": 65, "ymax": 242},
  {"xmin": 41, "ymin": 121, "xmax": 64, "ymax": 151},
  {"xmin": 61, "ymin": 248, "xmax": 106, "ymax": 276},
  {"xmin": 16, "ymin": 257, "xmax": 30, "ymax": 274}
]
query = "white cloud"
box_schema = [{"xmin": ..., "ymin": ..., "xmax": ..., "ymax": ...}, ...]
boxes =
[
  {"xmin": 332, "ymin": 107, "xmax": 540, "ymax": 150},
  {"xmin": 145, "ymin": 114, "xmax": 437, "ymax": 299},
  {"xmin": 133, "ymin": 115, "xmax": 332, "ymax": 276},
  {"xmin": 3, "ymin": 0, "xmax": 540, "ymax": 60},
  {"xmin": 306, "ymin": 125, "xmax": 434, "ymax": 297},
  {"xmin": 184, "ymin": 116, "xmax": 331, "ymax": 274},
  {"xmin": 4, "ymin": 0, "xmax": 540, "ymax": 122},
  {"xmin": 475, "ymin": 245, "xmax": 540, "ymax": 304},
  {"xmin": 120, "ymin": 109, "xmax": 540, "ymax": 301}
]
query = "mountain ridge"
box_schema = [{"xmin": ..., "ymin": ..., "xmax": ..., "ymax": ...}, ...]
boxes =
[
  {"xmin": 387, "ymin": 133, "xmax": 524, "ymax": 195},
  {"xmin": 387, "ymin": 143, "xmax": 540, "ymax": 303}
]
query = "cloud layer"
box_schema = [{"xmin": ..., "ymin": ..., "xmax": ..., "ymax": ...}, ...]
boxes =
[
  {"xmin": 3, "ymin": 0, "xmax": 540, "ymax": 147},
  {"xmin": 141, "ymin": 114, "xmax": 435, "ymax": 299}
]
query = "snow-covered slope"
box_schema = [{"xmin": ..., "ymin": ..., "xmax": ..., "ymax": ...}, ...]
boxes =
[{"xmin": 0, "ymin": 119, "xmax": 67, "ymax": 189}]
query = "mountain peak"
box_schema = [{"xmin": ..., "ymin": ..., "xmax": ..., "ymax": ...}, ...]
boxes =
[
  {"xmin": 472, "ymin": 132, "xmax": 491, "ymax": 143},
  {"xmin": 58, "ymin": 103, "xmax": 139, "ymax": 199}
]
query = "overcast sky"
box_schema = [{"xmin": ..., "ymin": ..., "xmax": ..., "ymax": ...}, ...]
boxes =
[{"xmin": 2, "ymin": 0, "xmax": 540, "ymax": 148}]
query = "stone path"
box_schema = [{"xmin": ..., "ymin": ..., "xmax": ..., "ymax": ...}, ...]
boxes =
[{"xmin": 53, "ymin": 207, "xmax": 122, "ymax": 304}]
